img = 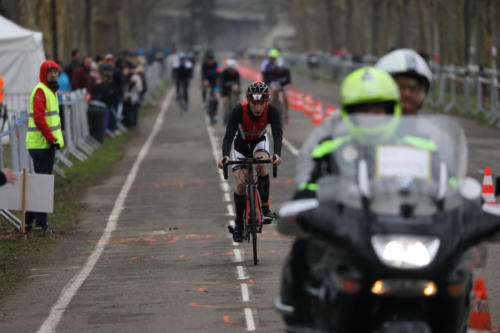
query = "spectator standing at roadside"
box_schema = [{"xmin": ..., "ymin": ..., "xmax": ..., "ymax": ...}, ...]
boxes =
[
  {"xmin": 65, "ymin": 49, "xmax": 81, "ymax": 84},
  {"xmin": 25, "ymin": 60, "xmax": 65, "ymax": 233},
  {"xmin": 55, "ymin": 60, "xmax": 71, "ymax": 132},
  {"xmin": 129, "ymin": 66, "xmax": 144, "ymax": 128},
  {"xmin": 71, "ymin": 56, "xmax": 92, "ymax": 92}
]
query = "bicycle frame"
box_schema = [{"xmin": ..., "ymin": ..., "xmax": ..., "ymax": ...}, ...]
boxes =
[{"xmin": 223, "ymin": 157, "xmax": 277, "ymax": 265}]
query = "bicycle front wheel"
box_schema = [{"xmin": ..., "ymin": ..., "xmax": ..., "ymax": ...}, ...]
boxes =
[{"xmin": 252, "ymin": 225, "xmax": 258, "ymax": 265}]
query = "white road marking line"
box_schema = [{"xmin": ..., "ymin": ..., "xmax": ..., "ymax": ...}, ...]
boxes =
[
  {"xmin": 205, "ymin": 114, "xmax": 254, "ymax": 330},
  {"xmin": 236, "ymin": 265, "xmax": 249, "ymax": 280},
  {"xmin": 283, "ymin": 137, "xmax": 299, "ymax": 156},
  {"xmin": 227, "ymin": 204, "xmax": 235, "ymax": 216},
  {"xmin": 241, "ymin": 283, "xmax": 250, "ymax": 302},
  {"xmin": 267, "ymin": 128, "xmax": 299, "ymax": 157},
  {"xmin": 37, "ymin": 89, "xmax": 175, "ymax": 333},
  {"xmin": 244, "ymin": 308, "xmax": 256, "ymax": 331},
  {"xmin": 232, "ymin": 248, "xmax": 243, "ymax": 262},
  {"xmin": 220, "ymin": 182, "xmax": 230, "ymax": 192}
]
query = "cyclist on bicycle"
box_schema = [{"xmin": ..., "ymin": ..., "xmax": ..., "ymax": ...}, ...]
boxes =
[
  {"xmin": 201, "ymin": 51, "xmax": 221, "ymax": 122},
  {"xmin": 220, "ymin": 59, "xmax": 241, "ymax": 125},
  {"xmin": 172, "ymin": 52, "xmax": 193, "ymax": 110},
  {"xmin": 217, "ymin": 82, "xmax": 283, "ymax": 242},
  {"xmin": 261, "ymin": 48, "xmax": 280, "ymax": 86},
  {"xmin": 269, "ymin": 57, "xmax": 292, "ymax": 124},
  {"xmin": 307, "ymin": 53, "xmax": 320, "ymax": 81}
]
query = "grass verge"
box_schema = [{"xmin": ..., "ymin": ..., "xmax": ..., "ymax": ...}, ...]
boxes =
[{"xmin": 0, "ymin": 82, "xmax": 169, "ymax": 295}]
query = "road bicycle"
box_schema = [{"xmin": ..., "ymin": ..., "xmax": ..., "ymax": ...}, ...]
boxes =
[
  {"xmin": 176, "ymin": 79, "xmax": 189, "ymax": 114},
  {"xmin": 223, "ymin": 157, "xmax": 278, "ymax": 265}
]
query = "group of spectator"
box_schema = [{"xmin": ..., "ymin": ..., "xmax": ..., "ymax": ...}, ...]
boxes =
[{"xmin": 59, "ymin": 49, "xmax": 148, "ymax": 133}]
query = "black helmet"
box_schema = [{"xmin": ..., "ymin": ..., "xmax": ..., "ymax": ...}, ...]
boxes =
[{"xmin": 246, "ymin": 82, "xmax": 270, "ymax": 102}]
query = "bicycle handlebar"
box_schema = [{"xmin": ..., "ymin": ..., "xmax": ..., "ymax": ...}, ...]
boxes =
[{"xmin": 223, "ymin": 157, "xmax": 278, "ymax": 180}]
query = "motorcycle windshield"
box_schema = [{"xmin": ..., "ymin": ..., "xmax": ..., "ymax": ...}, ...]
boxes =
[{"xmin": 316, "ymin": 115, "xmax": 468, "ymax": 216}]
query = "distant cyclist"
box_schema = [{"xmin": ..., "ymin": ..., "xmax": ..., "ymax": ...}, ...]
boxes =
[
  {"xmin": 217, "ymin": 82, "xmax": 283, "ymax": 242},
  {"xmin": 261, "ymin": 48, "xmax": 280, "ymax": 86},
  {"xmin": 201, "ymin": 51, "xmax": 221, "ymax": 123},
  {"xmin": 171, "ymin": 52, "xmax": 193, "ymax": 110},
  {"xmin": 220, "ymin": 59, "xmax": 241, "ymax": 125},
  {"xmin": 269, "ymin": 57, "xmax": 292, "ymax": 124},
  {"xmin": 307, "ymin": 53, "xmax": 320, "ymax": 80}
]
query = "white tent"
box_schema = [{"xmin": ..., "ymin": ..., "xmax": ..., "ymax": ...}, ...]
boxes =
[{"xmin": 0, "ymin": 15, "xmax": 45, "ymax": 96}]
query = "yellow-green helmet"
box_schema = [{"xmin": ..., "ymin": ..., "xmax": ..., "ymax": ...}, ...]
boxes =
[
  {"xmin": 267, "ymin": 48, "xmax": 280, "ymax": 58},
  {"xmin": 340, "ymin": 67, "xmax": 402, "ymax": 142}
]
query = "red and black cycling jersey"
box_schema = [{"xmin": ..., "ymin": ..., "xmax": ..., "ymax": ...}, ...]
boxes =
[{"xmin": 222, "ymin": 102, "xmax": 283, "ymax": 157}]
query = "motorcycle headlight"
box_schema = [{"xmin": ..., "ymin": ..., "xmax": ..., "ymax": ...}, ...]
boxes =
[{"xmin": 371, "ymin": 235, "xmax": 440, "ymax": 269}]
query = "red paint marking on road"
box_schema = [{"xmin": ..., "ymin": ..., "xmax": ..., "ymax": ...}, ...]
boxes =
[
  {"xmin": 128, "ymin": 256, "xmax": 138, "ymax": 261},
  {"xmin": 185, "ymin": 234, "xmax": 212, "ymax": 239},
  {"xmin": 249, "ymin": 279, "xmax": 254, "ymax": 285},
  {"xmin": 260, "ymin": 237, "xmax": 294, "ymax": 242},
  {"xmin": 168, "ymin": 236, "xmax": 180, "ymax": 244},
  {"xmin": 178, "ymin": 254, "xmax": 185, "ymax": 258},
  {"xmin": 223, "ymin": 315, "xmax": 238, "ymax": 324},
  {"xmin": 224, "ymin": 251, "xmax": 233, "ymax": 256},
  {"xmin": 168, "ymin": 281, "xmax": 219, "ymax": 285},
  {"xmin": 189, "ymin": 302, "xmax": 272, "ymax": 309},
  {"xmin": 150, "ymin": 256, "xmax": 155, "ymax": 259},
  {"xmin": 199, "ymin": 288, "xmax": 208, "ymax": 292},
  {"xmin": 133, "ymin": 180, "xmax": 207, "ymax": 191},
  {"xmin": 273, "ymin": 230, "xmax": 279, "ymax": 236},
  {"xmin": 200, "ymin": 252, "xmax": 214, "ymax": 257}
]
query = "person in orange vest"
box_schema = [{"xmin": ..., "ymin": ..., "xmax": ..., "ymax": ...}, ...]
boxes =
[{"xmin": 24, "ymin": 60, "xmax": 65, "ymax": 233}]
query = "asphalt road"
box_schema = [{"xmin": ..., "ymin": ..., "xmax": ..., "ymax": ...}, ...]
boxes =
[{"xmin": 1, "ymin": 66, "xmax": 500, "ymax": 332}]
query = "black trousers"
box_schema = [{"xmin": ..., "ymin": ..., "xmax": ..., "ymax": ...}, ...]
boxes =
[{"xmin": 25, "ymin": 148, "xmax": 55, "ymax": 227}]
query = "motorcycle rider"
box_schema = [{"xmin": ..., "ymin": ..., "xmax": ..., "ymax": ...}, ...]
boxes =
[
  {"xmin": 280, "ymin": 67, "xmax": 439, "ymax": 326},
  {"xmin": 296, "ymin": 48, "xmax": 433, "ymax": 188}
]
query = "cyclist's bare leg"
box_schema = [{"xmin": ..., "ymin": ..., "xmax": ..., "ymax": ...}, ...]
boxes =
[
  {"xmin": 254, "ymin": 151, "xmax": 269, "ymax": 177},
  {"xmin": 254, "ymin": 151, "xmax": 272, "ymax": 220},
  {"xmin": 233, "ymin": 168, "xmax": 249, "ymax": 196},
  {"xmin": 231, "ymin": 168, "xmax": 249, "ymax": 241}
]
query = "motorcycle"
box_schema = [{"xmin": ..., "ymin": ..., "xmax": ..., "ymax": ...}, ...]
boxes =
[{"xmin": 275, "ymin": 115, "xmax": 500, "ymax": 333}]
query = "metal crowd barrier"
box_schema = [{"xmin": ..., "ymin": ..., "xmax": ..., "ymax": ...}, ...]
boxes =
[
  {"xmin": 284, "ymin": 52, "xmax": 500, "ymax": 127},
  {"xmin": 0, "ymin": 63, "xmax": 168, "ymax": 230}
]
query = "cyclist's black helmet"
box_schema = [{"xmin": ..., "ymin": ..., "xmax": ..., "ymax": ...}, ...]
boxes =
[{"xmin": 246, "ymin": 81, "xmax": 270, "ymax": 102}]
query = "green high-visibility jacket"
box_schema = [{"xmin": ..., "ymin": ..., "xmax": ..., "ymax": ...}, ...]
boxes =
[{"xmin": 26, "ymin": 83, "xmax": 65, "ymax": 149}]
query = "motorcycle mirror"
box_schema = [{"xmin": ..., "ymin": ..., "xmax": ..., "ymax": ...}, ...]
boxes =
[
  {"xmin": 277, "ymin": 199, "xmax": 318, "ymax": 236},
  {"xmin": 460, "ymin": 177, "xmax": 482, "ymax": 200},
  {"xmin": 482, "ymin": 203, "xmax": 500, "ymax": 217}
]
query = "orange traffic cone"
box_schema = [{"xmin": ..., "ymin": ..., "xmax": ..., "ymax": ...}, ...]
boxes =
[
  {"xmin": 324, "ymin": 104, "xmax": 339, "ymax": 119},
  {"xmin": 468, "ymin": 279, "xmax": 493, "ymax": 332},
  {"xmin": 303, "ymin": 93, "xmax": 314, "ymax": 116},
  {"xmin": 481, "ymin": 167, "xmax": 497, "ymax": 205},
  {"xmin": 287, "ymin": 88, "xmax": 303, "ymax": 111},
  {"xmin": 312, "ymin": 98, "xmax": 323, "ymax": 125}
]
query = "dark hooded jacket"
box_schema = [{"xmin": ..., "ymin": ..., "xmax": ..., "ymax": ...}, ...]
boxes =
[{"xmin": 32, "ymin": 60, "xmax": 59, "ymax": 144}]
